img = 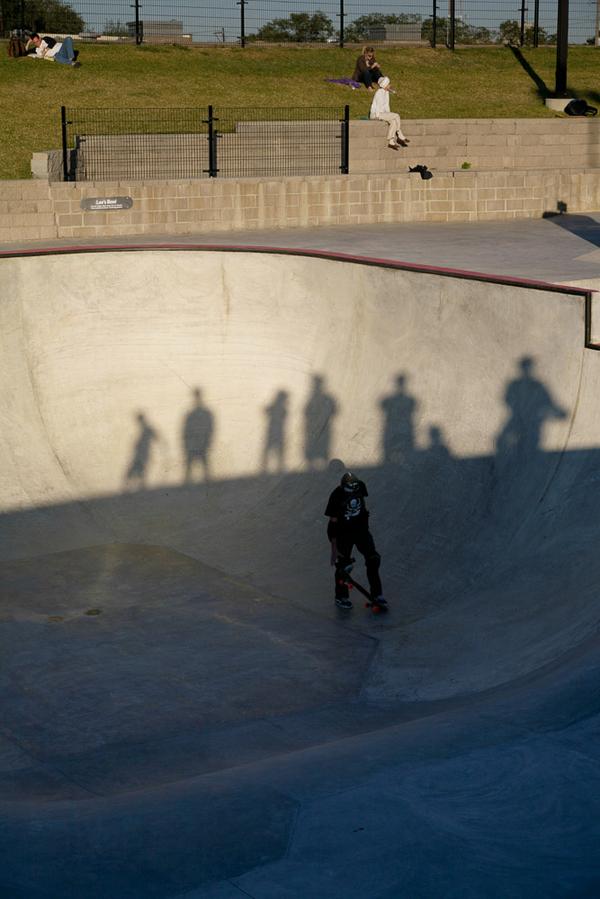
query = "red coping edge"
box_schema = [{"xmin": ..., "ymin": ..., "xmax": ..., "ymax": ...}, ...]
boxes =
[{"xmin": 0, "ymin": 242, "xmax": 594, "ymax": 298}]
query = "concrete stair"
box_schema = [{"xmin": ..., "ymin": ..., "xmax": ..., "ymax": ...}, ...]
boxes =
[
  {"xmin": 57, "ymin": 118, "xmax": 600, "ymax": 183},
  {"xmin": 348, "ymin": 118, "xmax": 600, "ymax": 174}
]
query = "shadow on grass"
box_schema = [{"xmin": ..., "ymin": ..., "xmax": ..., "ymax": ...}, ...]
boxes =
[{"xmin": 508, "ymin": 46, "xmax": 550, "ymax": 100}]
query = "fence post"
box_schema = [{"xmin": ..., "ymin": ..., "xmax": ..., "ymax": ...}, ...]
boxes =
[
  {"xmin": 520, "ymin": 0, "xmax": 527, "ymax": 46},
  {"xmin": 204, "ymin": 106, "xmax": 219, "ymax": 178},
  {"xmin": 555, "ymin": 0, "xmax": 569, "ymax": 97},
  {"xmin": 61, "ymin": 106, "xmax": 70, "ymax": 182},
  {"xmin": 339, "ymin": 0, "xmax": 345, "ymax": 48},
  {"xmin": 533, "ymin": 0, "xmax": 540, "ymax": 47},
  {"xmin": 238, "ymin": 0, "xmax": 246, "ymax": 48},
  {"xmin": 431, "ymin": 0, "xmax": 437, "ymax": 48},
  {"xmin": 132, "ymin": 0, "xmax": 142, "ymax": 45},
  {"xmin": 447, "ymin": 0, "xmax": 455, "ymax": 49},
  {"xmin": 340, "ymin": 105, "xmax": 349, "ymax": 174}
]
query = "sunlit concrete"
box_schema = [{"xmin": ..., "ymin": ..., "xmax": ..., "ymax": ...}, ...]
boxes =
[{"xmin": 1, "ymin": 247, "xmax": 600, "ymax": 898}]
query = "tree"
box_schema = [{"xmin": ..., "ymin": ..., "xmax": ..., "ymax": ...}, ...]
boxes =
[
  {"xmin": 498, "ymin": 19, "xmax": 551, "ymax": 46},
  {"xmin": 253, "ymin": 11, "xmax": 334, "ymax": 43},
  {"xmin": 344, "ymin": 13, "xmax": 422, "ymax": 44},
  {"xmin": 20, "ymin": 0, "xmax": 84, "ymax": 33}
]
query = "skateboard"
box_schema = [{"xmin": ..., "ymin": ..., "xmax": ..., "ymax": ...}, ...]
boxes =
[{"xmin": 336, "ymin": 564, "xmax": 389, "ymax": 614}]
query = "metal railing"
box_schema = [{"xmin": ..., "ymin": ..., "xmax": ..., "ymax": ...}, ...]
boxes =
[
  {"xmin": 60, "ymin": 105, "xmax": 350, "ymax": 182},
  {"xmin": 2, "ymin": 0, "xmax": 598, "ymax": 47}
]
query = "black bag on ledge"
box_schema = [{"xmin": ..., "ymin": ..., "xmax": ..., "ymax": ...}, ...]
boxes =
[{"xmin": 564, "ymin": 99, "xmax": 598, "ymax": 117}]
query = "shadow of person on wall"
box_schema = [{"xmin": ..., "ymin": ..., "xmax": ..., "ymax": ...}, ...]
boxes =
[
  {"xmin": 124, "ymin": 412, "xmax": 160, "ymax": 491},
  {"xmin": 496, "ymin": 356, "xmax": 567, "ymax": 461},
  {"xmin": 182, "ymin": 387, "xmax": 214, "ymax": 484},
  {"xmin": 380, "ymin": 373, "xmax": 418, "ymax": 465},
  {"xmin": 303, "ymin": 374, "xmax": 338, "ymax": 470},
  {"xmin": 261, "ymin": 389, "xmax": 289, "ymax": 474},
  {"xmin": 424, "ymin": 424, "xmax": 451, "ymax": 466}
]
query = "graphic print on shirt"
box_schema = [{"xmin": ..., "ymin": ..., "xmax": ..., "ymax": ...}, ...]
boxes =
[{"xmin": 343, "ymin": 495, "xmax": 364, "ymax": 521}]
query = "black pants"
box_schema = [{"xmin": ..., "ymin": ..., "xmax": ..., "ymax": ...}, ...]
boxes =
[
  {"xmin": 360, "ymin": 66, "xmax": 382, "ymax": 88},
  {"xmin": 335, "ymin": 527, "xmax": 382, "ymax": 599}
]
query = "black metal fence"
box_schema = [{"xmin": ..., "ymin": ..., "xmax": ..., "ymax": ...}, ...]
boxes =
[
  {"xmin": 1, "ymin": 0, "xmax": 599, "ymax": 46},
  {"xmin": 60, "ymin": 105, "xmax": 350, "ymax": 182}
]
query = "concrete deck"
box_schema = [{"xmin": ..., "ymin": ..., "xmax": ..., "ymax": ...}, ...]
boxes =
[
  {"xmin": 3, "ymin": 211, "xmax": 600, "ymax": 285},
  {"xmin": 1, "ymin": 218, "xmax": 600, "ymax": 898}
]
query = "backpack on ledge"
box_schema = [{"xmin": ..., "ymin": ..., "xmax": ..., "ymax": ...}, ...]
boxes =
[{"xmin": 564, "ymin": 99, "xmax": 598, "ymax": 117}]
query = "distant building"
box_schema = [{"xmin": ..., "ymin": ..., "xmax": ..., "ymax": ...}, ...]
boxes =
[
  {"xmin": 126, "ymin": 19, "xmax": 192, "ymax": 44},
  {"xmin": 366, "ymin": 24, "xmax": 425, "ymax": 43}
]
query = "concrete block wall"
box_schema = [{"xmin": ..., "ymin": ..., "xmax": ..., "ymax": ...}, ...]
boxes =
[
  {"xmin": 350, "ymin": 118, "xmax": 600, "ymax": 175},
  {"xmin": 44, "ymin": 170, "xmax": 600, "ymax": 233},
  {"xmin": 2, "ymin": 167, "xmax": 600, "ymax": 244},
  {"xmin": 0, "ymin": 181, "xmax": 59, "ymax": 243}
]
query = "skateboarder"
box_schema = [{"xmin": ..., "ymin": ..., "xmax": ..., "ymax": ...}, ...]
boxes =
[{"xmin": 325, "ymin": 471, "xmax": 385, "ymax": 610}]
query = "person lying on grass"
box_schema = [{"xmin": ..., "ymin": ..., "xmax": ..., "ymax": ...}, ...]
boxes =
[{"xmin": 25, "ymin": 33, "xmax": 80, "ymax": 66}]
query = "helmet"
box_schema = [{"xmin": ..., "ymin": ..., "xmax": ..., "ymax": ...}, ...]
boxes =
[{"xmin": 341, "ymin": 471, "xmax": 360, "ymax": 493}]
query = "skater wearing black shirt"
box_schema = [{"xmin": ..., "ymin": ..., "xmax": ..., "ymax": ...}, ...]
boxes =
[{"xmin": 325, "ymin": 471, "xmax": 385, "ymax": 610}]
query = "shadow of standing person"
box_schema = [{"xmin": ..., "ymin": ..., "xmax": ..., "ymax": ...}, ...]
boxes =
[
  {"xmin": 182, "ymin": 387, "xmax": 214, "ymax": 484},
  {"xmin": 380, "ymin": 373, "xmax": 418, "ymax": 465},
  {"xmin": 304, "ymin": 374, "xmax": 338, "ymax": 470},
  {"xmin": 496, "ymin": 356, "xmax": 567, "ymax": 460},
  {"xmin": 124, "ymin": 412, "xmax": 160, "ymax": 491},
  {"xmin": 262, "ymin": 389, "xmax": 289, "ymax": 474}
]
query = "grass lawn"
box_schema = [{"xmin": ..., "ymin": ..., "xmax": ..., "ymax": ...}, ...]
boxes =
[{"xmin": 2, "ymin": 43, "xmax": 600, "ymax": 180}]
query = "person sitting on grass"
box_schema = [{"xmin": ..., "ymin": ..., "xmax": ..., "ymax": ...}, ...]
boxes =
[
  {"xmin": 352, "ymin": 46, "xmax": 383, "ymax": 90},
  {"xmin": 370, "ymin": 76, "xmax": 409, "ymax": 151},
  {"xmin": 25, "ymin": 33, "xmax": 80, "ymax": 66}
]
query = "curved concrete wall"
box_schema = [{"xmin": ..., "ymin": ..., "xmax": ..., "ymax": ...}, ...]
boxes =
[{"xmin": 1, "ymin": 248, "xmax": 599, "ymax": 701}]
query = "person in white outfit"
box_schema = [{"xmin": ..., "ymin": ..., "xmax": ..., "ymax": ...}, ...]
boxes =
[{"xmin": 369, "ymin": 76, "xmax": 409, "ymax": 151}]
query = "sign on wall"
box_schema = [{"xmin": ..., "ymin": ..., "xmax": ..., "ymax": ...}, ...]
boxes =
[{"xmin": 81, "ymin": 197, "xmax": 134, "ymax": 212}]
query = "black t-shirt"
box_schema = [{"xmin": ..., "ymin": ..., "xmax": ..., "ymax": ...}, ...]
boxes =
[{"xmin": 325, "ymin": 481, "xmax": 369, "ymax": 527}]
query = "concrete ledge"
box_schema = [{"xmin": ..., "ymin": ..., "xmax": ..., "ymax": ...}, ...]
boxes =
[{"xmin": 545, "ymin": 98, "xmax": 575, "ymax": 112}]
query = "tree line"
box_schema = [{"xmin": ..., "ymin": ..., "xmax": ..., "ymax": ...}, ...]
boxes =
[
  {"xmin": 250, "ymin": 12, "xmax": 555, "ymax": 46},
  {"xmin": 1, "ymin": 0, "xmax": 556, "ymax": 45}
]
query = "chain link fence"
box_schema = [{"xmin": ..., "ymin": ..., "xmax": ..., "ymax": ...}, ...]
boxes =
[
  {"xmin": 2, "ymin": 0, "xmax": 599, "ymax": 46},
  {"xmin": 60, "ymin": 105, "xmax": 350, "ymax": 182}
]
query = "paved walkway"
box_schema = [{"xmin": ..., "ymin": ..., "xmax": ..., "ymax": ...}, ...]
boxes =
[{"xmin": 3, "ymin": 212, "xmax": 600, "ymax": 285}]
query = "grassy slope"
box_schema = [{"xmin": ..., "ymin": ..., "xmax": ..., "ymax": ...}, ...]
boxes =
[{"xmin": 2, "ymin": 43, "xmax": 599, "ymax": 179}]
